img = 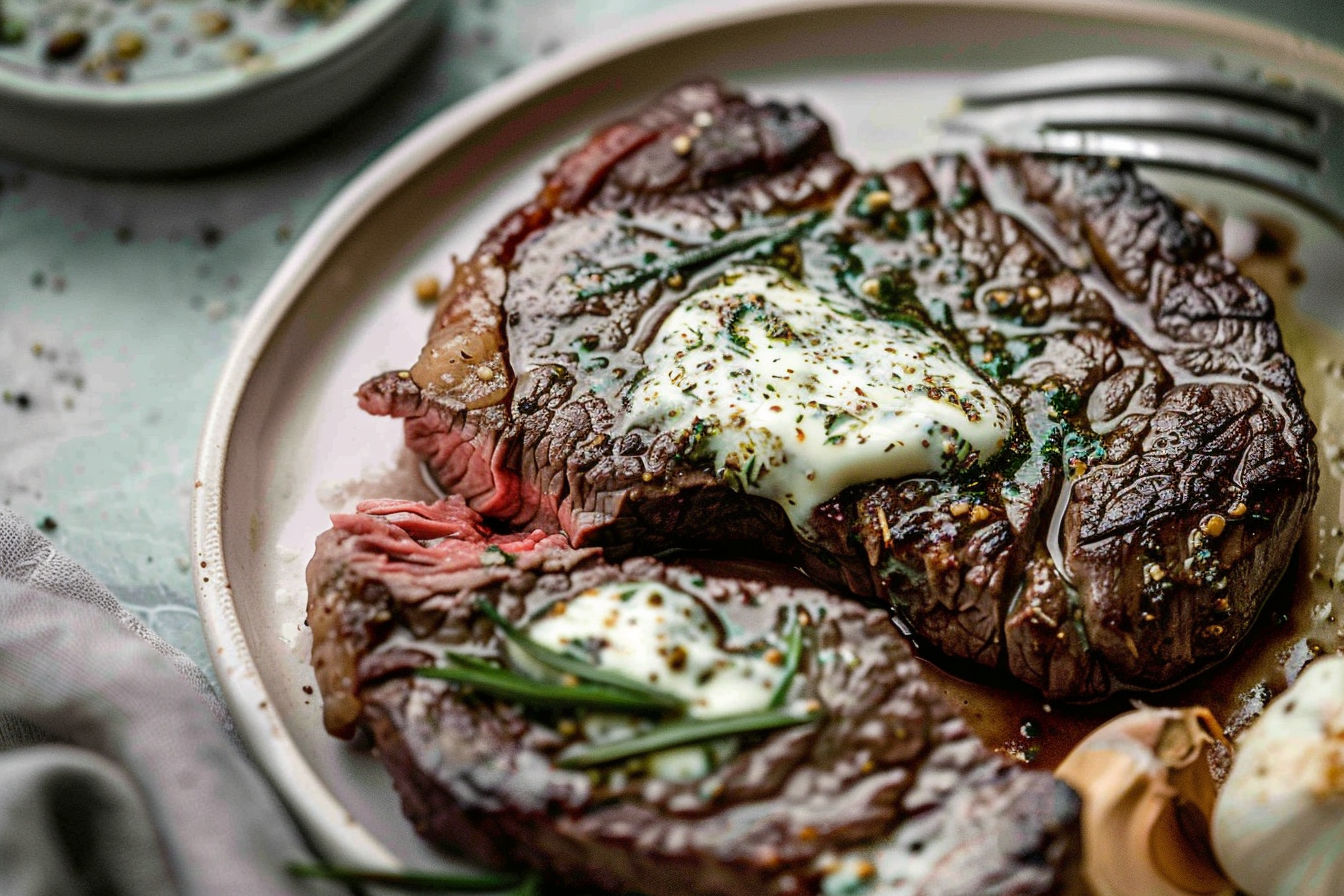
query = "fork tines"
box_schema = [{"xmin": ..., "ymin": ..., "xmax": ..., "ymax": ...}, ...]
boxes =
[{"xmin": 943, "ymin": 56, "xmax": 1343, "ymax": 228}]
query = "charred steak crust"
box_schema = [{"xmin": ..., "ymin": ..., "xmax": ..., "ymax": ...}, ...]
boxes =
[
  {"xmin": 357, "ymin": 80, "xmax": 1317, "ymax": 700},
  {"xmin": 307, "ymin": 498, "xmax": 1082, "ymax": 896}
]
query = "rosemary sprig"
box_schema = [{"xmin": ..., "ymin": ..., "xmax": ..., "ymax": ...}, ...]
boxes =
[
  {"xmin": 416, "ymin": 662, "xmax": 676, "ymax": 716},
  {"xmin": 768, "ymin": 611, "xmax": 805, "ymax": 710},
  {"xmin": 577, "ymin": 213, "xmax": 823, "ymax": 299},
  {"xmin": 555, "ymin": 708, "xmax": 821, "ymax": 769},
  {"xmin": 475, "ymin": 599, "xmax": 685, "ymax": 711},
  {"xmin": 285, "ymin": 862, "xmax": 530, "ymax": 892},
  {"xmin": 439, "ymin": 651, "xmax": 501, "ymax": 673}
]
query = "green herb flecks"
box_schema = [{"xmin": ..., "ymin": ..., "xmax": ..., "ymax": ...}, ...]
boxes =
[
  {"xmin": 824, "ymin": 410, "xmax": 861, "ymax": 445},
  {"xmin": 976, "ymin": 335, "xmax": 1047, "ymax": 381},
  {"xmin": 1046, "ymin": 384, "xmax": 1083, "ymax": 417},
  {"xmin": 475, "ymin": 599, "xmax": 685, "ymax": 711},
  {"xmin": 286, "ymin": 862, "xmax": 533, "ymax": 893},
  {"xmin": 856, "ymin": 269, "xmax": 928, "ymax": 332},
  {"xmin": 907, "ymin": 207, "xmax": 933, "ymax": 234},
  {"xmin": 947, "ymin": 182, "xmax": 981, "ymax": 212},
  {"xmin": 678, "ymin": 417, "xmax": 721, "ymax": 465},
  {"xmin": 847, "ymin": 176, "xmax": 910, "ymax": 240},
  {"xmin": 555, "ymin": 708, "xmax": 821, "ymax": 769},
  {"xmin": 1, "ymin": 16, "xmax": 27, "ymax": 45},
  {"xmin": 480, "ymin": 545, "xmax": 515, "ymax": 567}
]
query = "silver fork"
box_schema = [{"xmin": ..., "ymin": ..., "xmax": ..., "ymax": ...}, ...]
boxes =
[{"xmin": 943, "ymin": 56, "xmax": 1344, "ymax": 229}]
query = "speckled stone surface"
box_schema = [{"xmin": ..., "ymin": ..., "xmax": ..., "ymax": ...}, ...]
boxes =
[{"xmin": 0, "ymin": 0, "xmax": 1339, "ymax": 683}]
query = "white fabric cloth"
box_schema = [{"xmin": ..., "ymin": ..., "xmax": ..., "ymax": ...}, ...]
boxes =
[{"xmin": 0, "ymin": 508, "xmax": 341, "ymax": 896}]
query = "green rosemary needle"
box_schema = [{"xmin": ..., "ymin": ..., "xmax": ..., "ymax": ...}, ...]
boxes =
[
  {"xmin": 285, "ymin": 862, "xmax": 525, "ymax": 892},
  {"xmin": 555, "ymin": 708, "xmax": 821, "ymax": 769},
  {"xmin": 768, "ymin": 611, "xmax": 805, "ymax": 710},
  {"xmin": 417, "ymin": 662, "xmax": 675, "ymax": 716},
  {"xmin": 577, "ymin": 213, "xmax": 822, "ymax": 299},
  {"xmin": 474, "ymin": 599, "xmax": 685, "ymax": 711}
]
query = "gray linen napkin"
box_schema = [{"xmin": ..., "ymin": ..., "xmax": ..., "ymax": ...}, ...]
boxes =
[{"xmin": 0, "ymin": 507, "xmax": 342, "ymax": 896}]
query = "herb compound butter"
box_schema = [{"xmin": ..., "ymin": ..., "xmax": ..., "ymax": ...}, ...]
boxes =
[
  {"xmin": 626, "ymin": 266, "xmax": 1013, "ymax": 530},
  {"xmin": 520, "ymin": 582, "xmax": 782, "ymax": 719},
  {"xmin": 520, "ymin": 582, "xmax": 786, "ymax": 781}
]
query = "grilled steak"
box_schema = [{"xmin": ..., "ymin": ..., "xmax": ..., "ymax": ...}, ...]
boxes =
[
  {"xmin": 307, "ymin": 497, "xmax": 1083, "ymax": 896},
  {"xmin": 358, "ymin": 80, "xmax": 1317, "ymax": 700}
]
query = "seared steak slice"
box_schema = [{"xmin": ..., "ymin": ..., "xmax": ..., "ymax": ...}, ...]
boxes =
[
  {"xmin": 307, "ymin": 498, "xmax": 1083, "ymax": 896},
  {"xmin": 357, "ymin": 80, "xmax": 1317, "ymax": 700}
]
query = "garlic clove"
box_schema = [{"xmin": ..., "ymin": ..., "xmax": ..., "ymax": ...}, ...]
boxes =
[
  {"xmin": 1054, "ymin": 706, "xmax": 1234, "ymax": 896},
  {"xmin": 1211, "ymin": 653, "xmax": 1344, "ymax": 896}
]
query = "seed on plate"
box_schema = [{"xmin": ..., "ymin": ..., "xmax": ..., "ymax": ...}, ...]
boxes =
[
  {"xmin": 474, "ymin": 365, "xmax": 494, "ymax": 382},
  {"xmin": 692, "ymin": 110, "xmax": 713, "ymax": 128},
  {"xmin": 45, "ymin": 29, "xmax": 89, "ymax": 61},
  {"xmin": 1227, "ymin": 501, "xmax": 1247, "ymax": 518},
  {"xmin": 112, "ymin": 30, "xmax": 145, "ymax": 60},
  {"xmin": 949, "ymin": 501, "xmax": 971, "ymax": 517},
  {"xmin": 671, "ymin": 134, "xmax": 693, "ymax": 156},
  {"xmin": 194, "ymin": 9, "xmax": 233, "ymax": 38},
  {"xmin": 1200, "ymin": 514, "xmax": 1226, "ymax": 537},
  {"xmin": 224, "ymin": 38, "xmax": 258, "ymax": 64},
  {"xmin": 969, "ymin": 504, "xmax": 990, "ymax": 523},
  {"xmin": 413, "ymin": 275, "xmax": 440, "ymax": 302}
]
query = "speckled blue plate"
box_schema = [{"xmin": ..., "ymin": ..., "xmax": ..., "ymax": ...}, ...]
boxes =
[{"xmin": 0, "ymin": 0, "xmax": 439, "ymax": 173}]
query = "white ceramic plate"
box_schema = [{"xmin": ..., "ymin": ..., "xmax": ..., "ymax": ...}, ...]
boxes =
[
  {"xmin": 0, "ymin": 0, "xmax": 438, "ymax": 173},
  {"xmin": 192, "ymin": 0, "xmax": 1344, "ymax": 874}
]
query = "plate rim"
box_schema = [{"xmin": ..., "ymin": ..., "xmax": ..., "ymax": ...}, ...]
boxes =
[{"xmin": 191, "ymin": 0, "xmax": 1344, "ymax": 870}]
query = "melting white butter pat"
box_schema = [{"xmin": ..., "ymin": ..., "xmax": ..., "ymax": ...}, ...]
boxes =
[
  {"xmin": 520, "ymin": 582, "xmax": 784, "ymax": 781},
  {"xmin": 625, "ymin": 267, "xmax": 1013, "ymax": 531},
  {"xmin": 521, "ymin": 582, "xmax": 780, "ymax": 719}
]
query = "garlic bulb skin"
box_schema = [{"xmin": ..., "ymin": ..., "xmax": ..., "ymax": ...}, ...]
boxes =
[
  {"xmin": 1211, "ymin": 654, "xmax": 1344, "ymax": 896},
  {"xmin": 1054, "ymin": 706, "xmax": 1233, "ymax": 896}
]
